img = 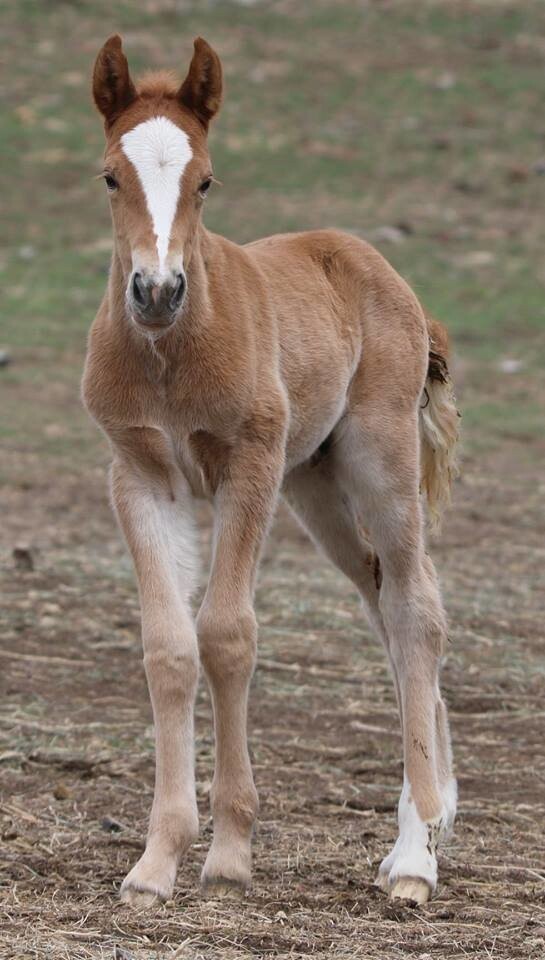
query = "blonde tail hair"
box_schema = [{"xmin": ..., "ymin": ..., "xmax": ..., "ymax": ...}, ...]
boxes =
[{"xmin": 420, "ymin": 318, "xmax": 460, "ymax": 531}]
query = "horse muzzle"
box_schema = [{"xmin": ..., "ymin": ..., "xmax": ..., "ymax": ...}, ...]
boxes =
[{"xmin": 128, "ymin": 270, "xmax": 187, "ymax": 330}]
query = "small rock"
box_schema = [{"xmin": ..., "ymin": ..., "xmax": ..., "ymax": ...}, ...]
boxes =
[
  {"xmin": 475, "ymin": 35, "xmax": 501, "ymax": 51},
  {"xmin": 43, "ymin": 117, "xmax": 68, "ymax": 133},
  {"xmin": 53, "ymin": 782, "xmax": 71, "ymax": 801},
  {"xmin": 455, "ymin": 250, "xmax": 495, "ymax": 268},
  {"xmin": 370, "ymin": 225, "xmax": 407, "ymax": 245},
  {"xmin": 434, "ymin": 71, "xmax": 456, "ymax": 90},
  {"xmin": 101, "ymin": 816, "xmax": 123, "ymax": 833},
  {"xmin": 37, "ymin": 39, "xmax": 55, "ymax": 56},
  {"xmin": 395, "ymin": 220, "xmax": 415, "ymax": 236},
  {"xmin": 113, "ymin": 948, "xmax": 135, "ymax": 960},
  {"xmin": 431, "ymin": 135, "xmax": 451, "ymax": 150},
  {"xmin": 507, "ymin": 164, "xmax": 529, "ymax": 183},
  {"xmin": 460, "ymin": 108, "xmax": 479, "ymax": 127},
  {"xmin": 42, "ymin": 602, "xmax": 61, "ymax": 614},
  {"xmin": 0, "ymin": 350, "xmax": 11, "ymax": 367},
  {"xmin": 44, "ymin": 422, "xmax": 66, "ymax": 438},
  {"xmin": 39, "ymin": 615, "xmax": 58, "ymax": 629},
  {"xmin": 1, "ymin": 826, "xmax": 18, "ymax": 841},
  {"xmin": 13, "ymin": 545, "xmax": 34, "ymax": 571},
  {"xmin": 498, "ymin": 358, "xmax": 523, "ymax": 374},
  {"xmin": 61, "ymin": 71, "xmax": 84, "ymax": 87},
  {"xmin": 453, "ymin": 178, "xmax": 483, "ymax": 195}
]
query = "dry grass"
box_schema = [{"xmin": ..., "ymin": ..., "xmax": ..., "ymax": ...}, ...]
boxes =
[{"xmin": 1, "ymin": 447, "xmax": 545, "ymax": 958}]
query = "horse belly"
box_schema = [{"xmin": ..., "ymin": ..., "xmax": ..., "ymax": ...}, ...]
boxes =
[{"xmin": 282, "ymin": 339, "xmax": 355, "ymax": 471}]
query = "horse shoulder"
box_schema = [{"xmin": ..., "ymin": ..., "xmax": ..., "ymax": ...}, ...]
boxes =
[{"xmin": 81, "ymin": 306, "xmax": 147, "ymax": 432}]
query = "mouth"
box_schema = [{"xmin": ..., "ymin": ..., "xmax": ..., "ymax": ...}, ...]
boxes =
[
  {"xmin": 128, "ymin": 292, "xmax": 186, "ymax": 336},
  {"xmin": 131, "ymin": 312, "xmax": 177, "ymax": 336}
]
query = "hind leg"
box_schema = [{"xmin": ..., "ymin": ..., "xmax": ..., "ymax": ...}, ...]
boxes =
[
  {"xmin": 374, "ymin": 551, "xmax": 456, "ymax": 902},
  {"xmin": 285, "ymin": 414, "xmax": 455, "ymax": 902},
  {"xmin": 336, "ymin": 404, "xmax": 456, "ymax": 902},
  {"xmin": 283, "ymin": 447, "xmax": 390, "ymax": 650},
  {"xmin": 283, "ymin": 449, "xmax": 409, "ymax": 798}
]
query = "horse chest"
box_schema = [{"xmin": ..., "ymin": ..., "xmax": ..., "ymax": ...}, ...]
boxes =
[{"xmin": 158, "ymin": 425, "xmax": 232, "ymax": 501}]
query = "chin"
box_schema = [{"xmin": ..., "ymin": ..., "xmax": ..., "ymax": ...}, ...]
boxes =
[{"xmin": 131, "ymin": 315, "xmax": 177, "ymax": 339}]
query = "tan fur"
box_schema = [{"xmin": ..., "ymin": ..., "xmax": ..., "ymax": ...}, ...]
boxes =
[
  {"xmin": 420, "ymin": 315, "xmax": 460, "ymax": 529},
  {"xmin": 83, "ymin": 36, "xmax": 459, "ymax": 907},
  {"xmin": 420, "ymin": 370, "xmax": 459, "ymax": 530}
]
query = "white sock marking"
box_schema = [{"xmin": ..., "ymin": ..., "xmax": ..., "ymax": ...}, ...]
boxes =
[
  {"xmin": 378, "ymin": 774, "xmax": 458, "ymax": 892},
  {"xmin": 121, "ymin": 117, "xmax": 193, "ymax": 274}
]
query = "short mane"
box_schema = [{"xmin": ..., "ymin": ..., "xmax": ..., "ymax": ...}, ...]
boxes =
[{"xmin": 136, "ymin": 70, "xmax": 179, "ymax": 99}]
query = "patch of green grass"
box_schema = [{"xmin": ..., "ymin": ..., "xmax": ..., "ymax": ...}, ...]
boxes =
[{"xmin": 1, "ymin": 0, "xmax": 544, "ymax": 473}]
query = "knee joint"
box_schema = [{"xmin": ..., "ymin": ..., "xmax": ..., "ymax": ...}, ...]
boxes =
[
  {"xmin": 197, "ymin": 607, "xmax": 257, "ymax": 679},
  {"xmin": 211, "ymin": 783, "xmax": 259, "ymax": 830},
  {"xmin": 143, "ymin": 645, "xmax": 199, "ymax": 697}
]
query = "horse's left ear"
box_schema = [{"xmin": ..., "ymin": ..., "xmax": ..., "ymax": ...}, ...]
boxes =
[
  {"xmin": 178, "ymin": 38, "xmax": 222, "ymax": 129},
  {"xmin": 93, "ymin": 35, "xmax": 137, "ymax": 127}
]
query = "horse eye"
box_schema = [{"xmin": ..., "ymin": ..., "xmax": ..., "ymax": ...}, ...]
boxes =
[
  {"xmin": 198, "ymin": 178, "xmax": 212, "ymax": 198},
  {"xmin": 104, "ymin": 174, "xmax": 118, "ymax": 192}
]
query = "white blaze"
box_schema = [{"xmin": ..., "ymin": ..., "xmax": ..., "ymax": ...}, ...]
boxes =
[{"xmin": 121, "ymin": 116, "xmax": 192, "ymax": 274}]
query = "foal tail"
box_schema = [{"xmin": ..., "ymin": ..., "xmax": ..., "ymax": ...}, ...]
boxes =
[{"xmin": 419, "ymin": 316, "xmax": 460, "ymax": 531}]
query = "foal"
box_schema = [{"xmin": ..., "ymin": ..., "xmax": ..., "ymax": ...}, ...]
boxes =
[{"xmin": 83, "ymin": 35, "xmax": 459, "ymax": 907}]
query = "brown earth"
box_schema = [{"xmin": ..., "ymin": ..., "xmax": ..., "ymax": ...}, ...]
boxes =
[{"xmin": 1, "ymin": 434, "xmax": 545, "ymax": 959}]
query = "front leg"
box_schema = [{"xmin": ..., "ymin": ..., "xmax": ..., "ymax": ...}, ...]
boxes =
[
  {"xmin": 196, "ymin": 411, "xmax": 287, "ymax": 896},
  {"xmin": 109, "ymin": 429, "xmax": 200, "ymax": 906}
]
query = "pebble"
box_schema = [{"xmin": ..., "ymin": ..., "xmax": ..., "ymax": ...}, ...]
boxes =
[
  {"xmin": 114, "ymin": 947, "xmax": 135, "ymax": 960},
  {"xmin": 498, "ymin": 358, "xmax": 523, "ymax": 374},
  {"xmin": 42, "ymin": 602, "xmax": 61, "ymax": 614},
  {"xmin": 455, "ymin": 250, "xmax": 495, "ymax": 268},
  {"xmin": 1, "ymin": 826, "xmax": 18, "ymax": 841},
  {"xmin": 369, "ymin": 225, "xmax": 407, "ymax": 245},
  {"xmin": 101, "ymin": 816, "xmax": 123, "ymax": 832},
  {"xmin": 434, "ymin": 71, "xmax": 456, "ymax": 90},
  {"xmin": 507, "ymin": 164, "xmax": 529, "ymax": 183},
  {"xmin": 13, "ymin": 545, "xmax": 34, "ymax": 571},
  {"xmin": 53, "ymin": 783, "xmax": 71, "ymax": 801}
]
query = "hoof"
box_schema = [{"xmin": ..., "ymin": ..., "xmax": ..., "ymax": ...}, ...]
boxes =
[
  {"xmin": 390, "ymin": 876, "xmax": 432, "ymax": 905},
  {"xmin": 374, "ymin": 866, "xmax": 391, "ymax": 893},
  {"xmin": 201, "ymin": 875, "xmax": 248, "ymax": 900},
  {"xmin": 120, "ymin": 883, "xmax": 165, "ymax": 908},
  {"xmin": 120, "ymin": 854, "xmax": 176, "ymax": 908},
  {"xmin": 201, "ymin": 838, "xmax": 251, "ymax": 900}
]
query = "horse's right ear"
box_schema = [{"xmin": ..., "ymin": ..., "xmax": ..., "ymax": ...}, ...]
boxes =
[{"xmin": 93, "ymin": 35, "xmax": 137, "ymax": 127}]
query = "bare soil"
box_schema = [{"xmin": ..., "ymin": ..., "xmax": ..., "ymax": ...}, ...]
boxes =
[{"xmin": 1, "ymin": 437, "xmax": 545, "ymax": 959}]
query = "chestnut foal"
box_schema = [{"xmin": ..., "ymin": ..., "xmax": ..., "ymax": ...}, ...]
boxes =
[{"xmin": 83, "ymin": 36, "xmax": 459, "ymax": 907}]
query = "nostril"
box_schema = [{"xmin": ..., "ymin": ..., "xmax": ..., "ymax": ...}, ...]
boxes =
[
  {"xmin": 132, "ymin": 272, "xmax": 148, "ymax": 307},
  {"xmin": 170, "ymin": 273, "xmax": 186, "ymax": 309}
]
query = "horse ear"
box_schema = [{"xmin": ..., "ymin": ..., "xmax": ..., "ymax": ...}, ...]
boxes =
[
  {"xmin": 178, "ymin": 38, "xmax": 222, "ymax": 129},
  {"xmin": 93, "ymin": 35, "xmax": 137, "ymax": 127}
]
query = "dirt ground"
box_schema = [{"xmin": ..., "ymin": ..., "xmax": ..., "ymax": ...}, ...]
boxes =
[
  {"xmin": 1, "ymin": 437, "xmax": 545, "ymax": 959},
  {"xmin": 2, "ymin": 1, "xmax": 545, "ymax": 958}
]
